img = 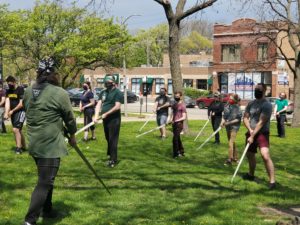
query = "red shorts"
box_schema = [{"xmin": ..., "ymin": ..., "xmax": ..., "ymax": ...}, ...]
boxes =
[{"xmin": 245, "ymin": 132, "xmax": 269, "ymax": 153}]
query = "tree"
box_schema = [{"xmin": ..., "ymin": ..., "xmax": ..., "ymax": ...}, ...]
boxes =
[
  {"xmin": 238, "ymin": 0, "xmax": 300, "ymax": 127},
  {"xmin": 126, "ymin": 24, "xmax": 169, "ymax": 68},
  {"xmin": 180, "ymin": 31, "xmax": 213, "ymax": 54},
  {"xmin": 1, "ymin": 0, "xmax": 129, "ymax": 87},
  {"xmin": 153, "ymin": 0, "xmax": 218, "ymax": 93}
]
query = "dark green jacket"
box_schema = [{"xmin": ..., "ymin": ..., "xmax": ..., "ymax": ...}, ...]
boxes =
[{"xmin": 23, "ymin": 83, "xmax": 77, "ymax": 158}]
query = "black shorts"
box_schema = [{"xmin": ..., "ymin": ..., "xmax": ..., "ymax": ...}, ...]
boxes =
[{"xmin": 11, "ymin": 111, "xmax": 25, "ymax": 129}]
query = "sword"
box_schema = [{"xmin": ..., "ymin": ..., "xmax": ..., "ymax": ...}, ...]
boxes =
[
  {"xmin": 196, "ymin": 126, "xmax": 222, "ymax": 150},
  {"xmin": 194, "ymin": 117, "xmax": 210, "ymax": 142},
  {"xmin": 231, "ymin": 143, "xmax": 250, "ymax": 183},
  {"xmin": 64, "ymin": 130, "xmax": 111, "ymax": 195},
  {"xmin": 75, "ymin": 117, "xmax": 102, "ymax": 136},
  {"xmin": 138, "ymin": 113, "xmax": 155, "ymax": 132},
  {"xmin": 136, "ymin": 123, "xmax": 167, "ymax": 138}
]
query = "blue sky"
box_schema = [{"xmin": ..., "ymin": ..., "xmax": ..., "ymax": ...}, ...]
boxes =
[{"xmin": 0, "ymin": 0, "xmax": 257, "ymax": 30}]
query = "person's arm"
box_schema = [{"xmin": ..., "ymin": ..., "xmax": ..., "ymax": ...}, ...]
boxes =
[
  {"xmin": 174, "ymin": 112, "xmax": 186, "ymax": 122},
  {"xmin": 60, "ymin": 92, "xmax": 77, "ymax": 146},
  {"xmin": 79, "ymin": 101, "xmax": 83, "ymax": 112},
  {"xmin": 101, "ymin": 102, "xmax": 121, "ymax": 119},
  {"xmin": 94, "ymin": 99, "xmax": 102, "ymax": 121},
  {"xmin": 243, "ymin": 111, "xmax": 253, "ymax": 134},
  {"xmin": 153, "ymin": 101, "xmax": 158, "ymax": 113},
  {"xmin": 273, "ymin": 104, "xmax": 278, "ymax": 116},
  {"xmin": 9, "ymin": 100, "xmax": 23, "ymax": 116},
  {"xmin": 4, "ymin": 98, "xmax": 10, "ymax": 119}
]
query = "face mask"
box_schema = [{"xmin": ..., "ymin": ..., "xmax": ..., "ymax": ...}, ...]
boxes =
[
  {"xmin": 160, "ymin": 91, "xmax": 165, "ymax": 96},
  {"xmin": 174, "ymin": 97, "xmax": 180, "ymax": 102},
  {"xmin": 254, "ymin": 89, "xmax": 263, "ymax": 99},
  {"xmin": 8, "ymin": 84, "xmax": 15, "ymax": 90},
  {"xmin": 105, "ymin": 82, "xmax": 113, "ymax": 89},
  {"xmin": 83, "ymin": 86, "xmax": 88, "ymax": 91},
  {"xmin": 228, "ymin": 99, "xmax": 235, "ymax": 105}
]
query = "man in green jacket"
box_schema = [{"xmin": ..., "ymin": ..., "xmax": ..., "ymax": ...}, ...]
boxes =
[{"xmin": 22, "ymin": 58, "xmax": 77, "ymax": 225}]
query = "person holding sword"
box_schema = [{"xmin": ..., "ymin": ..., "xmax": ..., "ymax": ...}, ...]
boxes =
[
  {"xmin": 168, "ymin": 91, "xmax": 187, "ymax": 158},
  {"xmin": 153, "ymin": 87, "xmax": 170, "ymax": 139},
  {"xmin": 94, "ymin": 75, "xmax": 123, "ymax": 168},
  {"xmin": 208, "ymin": 92, "xmax": 224, "ymax": 144},
  {"xmin": 243, "ymin": 83, "xmax": 276, "ymax": 189},
  {"xmin": 22, "ymin": 58, "xmax": 77, "ymax": 225}
]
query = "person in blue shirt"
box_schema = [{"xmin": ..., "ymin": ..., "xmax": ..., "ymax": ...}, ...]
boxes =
[{"xmin": 80, "ymin": 81, "xmax": 96, "ymax": 141}]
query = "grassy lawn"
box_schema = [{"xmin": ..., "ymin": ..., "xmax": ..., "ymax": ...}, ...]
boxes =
[{"xmin": 0, "ymin": 121, "xmax": 299, "ymax": 225}]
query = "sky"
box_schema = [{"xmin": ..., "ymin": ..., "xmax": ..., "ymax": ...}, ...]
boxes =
[{"xmin": 0, "ymin": 0, "xmax": 258, "ymax": 30}]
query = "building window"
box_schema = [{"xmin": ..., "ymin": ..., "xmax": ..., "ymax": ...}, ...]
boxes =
[
  {"xmin": 257, "ymin": 43, "xmax": 268, "ymax": 61},
  {"xmin": 197, "ymin": 79, "xmax": 207, "ymax": 90},
  {"xmin": 168, "ymin": 79, "xmax": 173, "ymax": 95},
  {"xmin": 131, "ymin": 78, "xmax": 141, "ymax": 95},
  {"xmin": 221, "ymin": 44, "xmax": 241, "ymax": 62},
  {"xmin": 155, "ymin": 78, "xmax": 165, "ymax": 94},
  {"xmin": 183, "ymin": 79, "xmax": 193, "ymax": 88}
]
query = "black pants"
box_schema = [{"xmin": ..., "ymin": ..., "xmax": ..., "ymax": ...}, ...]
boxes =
[
  {"xmin": 84, "ymin": 108, "xmax": 95, "ymax": 131},
  {"xmin": 172, "ymin": 121, "xmax": 184, "ymax": 157},
  {"xmin": 25, "ymin": 158, "xmax": 60, "ymax": 224},
  {"xmin": 211, "ymin": 116, "xmax": 222, "ymax": 143},
  {"xmin": 276, "ymin": 114, "xmax": 286, "ymax": 137},
  {"xmin": 103, "ymin": 116, "xmax": 121, "ymax": 162}
]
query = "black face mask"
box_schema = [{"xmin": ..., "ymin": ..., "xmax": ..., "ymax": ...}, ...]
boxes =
[
  {"xmin": 160, "ymin": 91, "xmax": 165, "ymax": 96},
  {"xmin": 174, "ymin": 97, "xmax": 180, "ymax": 102},
  {"xmin": 8, "ymin": 84, "xmax": 15, "ymax": 90},
  {"xmin": 254, "ymin": 89, "xmax": 263, "ymax": 99},
  {"xmin": 105, "ymin": 82, "xmax": 113, "ymax": 89},
  {"xmin": 83, "ymin": 86, "xmax": 88, "ymax": 91}
]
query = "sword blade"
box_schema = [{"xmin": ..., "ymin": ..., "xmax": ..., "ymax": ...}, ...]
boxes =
[
  {"xmin": 136, "ymin": 124, "xmax": 166, "ymax": 138},
  {"xmin": 231, "ymin": 143, "xmax": 250, "ymax": 183},
  {"xmin": 72, "ymin": 144, "xmax": 111, "ymax": 195},
  {"xmin": 194, "ymin": 118, "xmax": 210, "ymax": 142},
  {"xmin": 196, "ymin": 126, "xmax": 222, "ymax": 150}
]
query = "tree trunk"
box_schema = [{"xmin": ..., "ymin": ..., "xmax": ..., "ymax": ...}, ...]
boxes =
[
  {"xmin": 291, "ymin": 65, "xmax": 300, "ymax": 127},
  {"xmin": 168, "ymin": 19, "xmax": 183, "ymax": 94}
]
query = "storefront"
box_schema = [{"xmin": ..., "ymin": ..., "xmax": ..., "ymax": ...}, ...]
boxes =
[{"xmin": 218, "ymin": 71, "xmax": 272, "ymax": 99}]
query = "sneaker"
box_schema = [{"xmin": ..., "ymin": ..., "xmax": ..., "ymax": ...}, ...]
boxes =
[
  {"xmin": 15, "ymin": 147, "xmax": 22, "ymax": 155},
  {"xmin": 214, "ymin": 141, "xmax": 220, "ymax": 145},
  {"xmin": 269, "ymin": 182, "xmax": 276, "ymax": 190},
  {"xmin": 242, "ymin": 173, "xmax": 255, "ymax": 181},
  {"xmin": 107, "ymin": 160, "xmax": 116, "ymax": 168},
  {"xmin": 23, "ymin": 222, "xmax": 36, "ymax": 225},
  {"xmin": 232, "ymin": 158, "xmax": 239, "ymax": 163},
  {"xmin": 91, "ymin": 137, "xmax": 96, "ymax": 141},
  {"xmin": 224, "ymin": 159, "xmax": 232, "ymax": 166}
]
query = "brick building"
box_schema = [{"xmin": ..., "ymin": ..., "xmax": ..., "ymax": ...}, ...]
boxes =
[
  {"xmin": 212, "ymin": 18, "xmax": 294, "ymax": 100},
  {"xmin": 83, "ymin": 53, "xmax": 213, "ymax": 96}
]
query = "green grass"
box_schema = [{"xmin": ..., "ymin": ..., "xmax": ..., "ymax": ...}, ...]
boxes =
[{"xmin": 0, "ymin": 121, "xmax": 299, "ymax": 225}]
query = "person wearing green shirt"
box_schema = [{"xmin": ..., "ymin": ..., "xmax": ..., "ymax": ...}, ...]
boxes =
[
  {"xmin": 22, "ymin": 58, "xmax": 77, "ymax": 225},
  {"xmin": 274, "ymin": 92, "xmax": 288, "ymax": 138},
  {"xmin": 94, "ymin": 75, "xmax": 123, "ymax": 168}
]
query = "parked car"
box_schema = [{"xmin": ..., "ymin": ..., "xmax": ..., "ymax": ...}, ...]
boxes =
[
  {"xmin": 170, "ymin": 96, "xmax": 196, "ymax": 108},
  {"xmin": 196, "ymin": 93, "xmax": 231, "ymax": 109},
  {"xmin": 69, "ymin": 92, "xmax": 82, "ymax": 107},
  {"xmin": 122, "ymin": 90, "xmax": 139, "ymax": 103},
  {"xmin": 266, "ymin": 97, "xmax": 294, "ymax": 114}
]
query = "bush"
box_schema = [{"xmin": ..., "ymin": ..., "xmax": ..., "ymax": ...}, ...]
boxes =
[{"xmin": 184, "ymin": 87, "xmax": 210, "ymax": 99}]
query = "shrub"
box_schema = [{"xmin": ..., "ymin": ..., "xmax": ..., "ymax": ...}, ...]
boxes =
[{"xmin": 184, "ymin": 87, "xmax": 210, "ymax": 99}]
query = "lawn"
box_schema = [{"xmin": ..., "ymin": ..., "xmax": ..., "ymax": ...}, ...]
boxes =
[{"xmin": 0, "ymin": 120, "xmax": 299, "ymax": 225}]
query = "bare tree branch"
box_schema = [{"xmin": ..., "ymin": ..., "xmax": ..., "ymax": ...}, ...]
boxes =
[{"xmin": 178, "ymin": 0, "xmax": 218, "ymax": 21}]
